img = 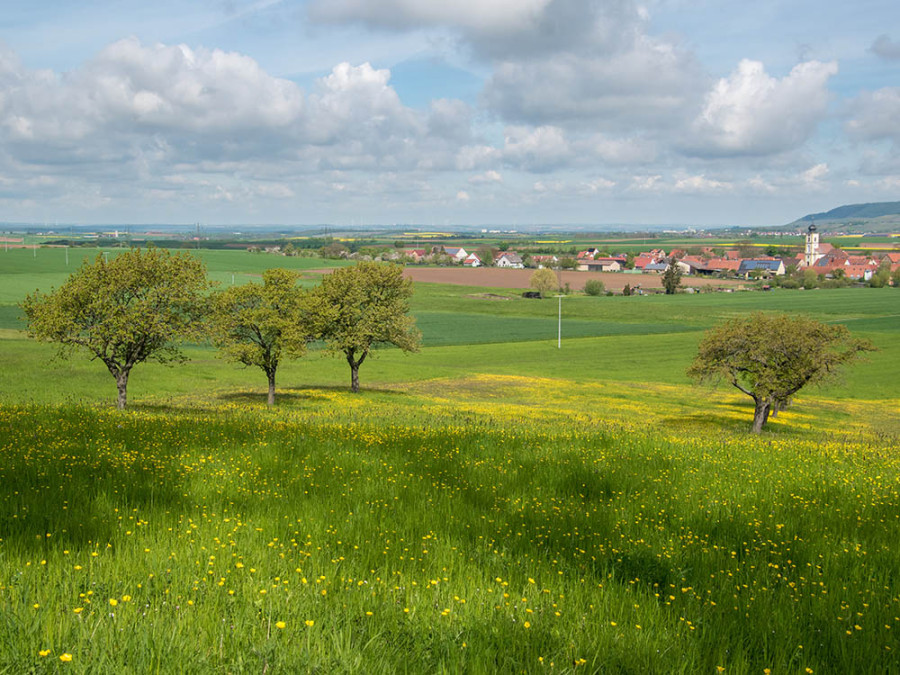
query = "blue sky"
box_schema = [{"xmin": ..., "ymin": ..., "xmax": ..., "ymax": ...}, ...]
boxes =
[{"xmin": 0, "ymin": 0, "xmax": 898, "ymax": 227}]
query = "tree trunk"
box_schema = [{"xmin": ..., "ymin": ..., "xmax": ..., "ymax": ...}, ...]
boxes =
[
  {"xmin": 751, "ymin": 398, "xmax": 770, "ymax": 433},
  {"xmin": 346, "ymin": 350, "xmax": 366, "ymax": 393},
  {"xmin": 267, "ymin": 370, "xmax": 276, "ymax": 406},
  {"xmin": 115, "ymin": 371, "xmax": 129, "ymax": 410},
  {"xmin": 350, "ymin": 363, "xmax": 360, "ymax": 393}
]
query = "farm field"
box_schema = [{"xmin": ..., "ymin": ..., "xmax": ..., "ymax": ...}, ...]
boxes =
[
  {"xmin": 401, "ymin": 266, "xmax": 744, "ymax": 292},
  {"xmin": 0, "ymin": 248, "xmax": 899, "ymax": 672}
]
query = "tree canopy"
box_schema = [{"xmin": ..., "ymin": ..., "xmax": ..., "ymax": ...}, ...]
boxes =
[
  {"xmin": 662, "ymin": 257, "xmax": 682, "ymax": 294},
  {"xmin": 687, "ymin": 312, "xmax": 875, "ymax": 432},
  {"xmin": 21, "ymin": 247, "xmax": 210, "ymax": 409},
  {"xmin": 308, "ymin": 262, "xmax": 420, "ymax": 392},
  {"xmin": 209, "ymin": 268, "xmax": 308, "ymax": 405},
  {"xmin": 529, "ymin": 267, "xmax": 558, "ymax": 298}
]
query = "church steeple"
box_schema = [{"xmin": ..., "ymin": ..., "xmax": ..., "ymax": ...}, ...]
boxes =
[{"xmin": 804, "ymin": 222, "xmax": 820, "ymax": 267}]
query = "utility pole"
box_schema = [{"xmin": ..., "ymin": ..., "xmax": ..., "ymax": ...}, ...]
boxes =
[{"xmin": 554, "ymin": 294, "xmax": 564, "ymax": 349}]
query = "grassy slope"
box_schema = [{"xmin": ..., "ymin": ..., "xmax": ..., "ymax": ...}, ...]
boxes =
[
  {"xmin": 1, "ymin": 253, "xmax": 899, "ymax": 672},
  {"xmin": 1, "ymin": 392, "xmax": 898, "ymax": 672}
]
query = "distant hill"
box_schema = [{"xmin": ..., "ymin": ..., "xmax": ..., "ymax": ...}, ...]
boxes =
[
  {"xmin": 798, "ymin": 202, "xmax": 900, "ymax": 221},
  {"xmin": 791, "ymin": 201, "xmax": 900, "ymax": 232}
]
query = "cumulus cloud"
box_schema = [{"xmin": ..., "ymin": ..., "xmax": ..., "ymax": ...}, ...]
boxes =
[
  {"xmin": 501, "ymin": 125, "xmax": 572, "ymax": 171},
  {"xmin": 742, "ymin": 164, "xmax": 830, "ymax": 194},
  {"xmin": 310, "ymin": 0, "xmax": 704, "ymax": 134},
  {"xmin": 580, "ymin": 133, "xmax": 657, "ymax": 165},
  {"xmin": 673, "ymin": 174, "xmax": 733, "ymax": 194},
  {"xmin": 871, "ymin": 35, "xmax": 900, "ymax": 61},
  {"xmin": 308, "ymin": 0, "xmax": 638, "ymax": 60},
  {"xmin": 846, "ymin": 87, "xmax": 900, "ymax": 142},
  {"xmin": 0, "ymin": 38, "xmax": 305, "ymax": 146},
  {"xmin": 483, "ymin": 36, "xmax": 702, "ymax": 131},
  {"xmin": 468, "ymin": 170, "xmax": 503, "ymax": 184},
  {"xmin": 0, "ymin": 37, "xmax": 492, "ymax": 212},
  {"xmin": 685, "ymin": 59, "xmax": 837, "ymax": 157}
]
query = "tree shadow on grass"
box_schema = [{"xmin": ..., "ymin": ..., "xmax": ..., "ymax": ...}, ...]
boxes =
[
  {"xmin": 0, "ymin": 406, "xmax": 188, "ymax": 555},
  {"xmin": 216, "ymin": 385, "xmax": 413, "ymax": 406}
]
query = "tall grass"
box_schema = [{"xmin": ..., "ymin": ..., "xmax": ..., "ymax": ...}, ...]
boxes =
[{"xmin": 1, "ymin": 391, "xmax": 898, "ymax": 673}]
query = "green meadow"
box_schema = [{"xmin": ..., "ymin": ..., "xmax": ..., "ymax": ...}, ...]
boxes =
[{"xmin": 1, "ymin": 247, "xmax": 899, "ymax": 672}]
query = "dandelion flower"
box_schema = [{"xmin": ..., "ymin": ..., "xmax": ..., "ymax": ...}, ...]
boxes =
[
  {"xmin": 305, "ymin": 620, "xmax": 315, "ymax": 627},
  {"xmin": 39, "ymin": 650, "xmax": 50, "ymax": 657},
  {"xmin": 275, "ymin": 621, "xmax": 286, "ymax": 629},
  {"xmin": 59, "ymin": 653, "xmax": 73, "ymax": 662}
]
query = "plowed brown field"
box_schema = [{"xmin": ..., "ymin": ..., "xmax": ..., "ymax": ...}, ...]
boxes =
[{"xmin": 400, "ymin": 267, "xmax": 745, "ymax": 292}]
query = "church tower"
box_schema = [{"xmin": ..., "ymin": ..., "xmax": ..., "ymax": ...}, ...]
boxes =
[{"xmin": 804, "ymin": 223, "xmax": 820, "ymax": 267}]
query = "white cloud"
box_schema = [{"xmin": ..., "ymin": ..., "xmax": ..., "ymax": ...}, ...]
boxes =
[
  {"xmin": 846, "ymin": 87, "xmax": 900, "ymax": 142},
  {"xmin": 0, "ymin": 38, "xmax": 492, "ymax": 206},
  {"xmin": 580, "ymin": 133, "xmax": 657, "ymax": 164},
  {"xmin": 483, "ymin": 37, "xmax": 702, "ymax": 131},
  {"xmin": 799, "ymin": 163, "xmax": 829, "ymax": 187},
  {"xmin": 468, "ymin": 170, "xmax": 503, "ymax": 184},
  {"xmin": 629, "ymin": 174, "xmax": 663, "ymax": 192},
  {"xmin": 673, "ymin": 174, "xmax": 733, "ymax": 193},
  {"xmin": 687, "ymin": 59, "xmax": 837, "ymax": 157},
  {"xmin": 502, "ymin": 125, "xmax": 572, "ymax": 171},
  {"xmin": 455, "ymin": 190, "xmax": 470, "ymax": 202}
]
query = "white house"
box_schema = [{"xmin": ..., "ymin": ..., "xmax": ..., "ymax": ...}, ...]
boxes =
[
  {"xmin": 442, "ymin": 246, "xmax": 468, "ymax": 263},
  {"xmin": 495, "ymin": 252, "xmax": 524, "ymax": 268}
]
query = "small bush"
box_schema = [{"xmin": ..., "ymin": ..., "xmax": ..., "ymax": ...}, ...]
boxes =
[{"xmin": 584, "ymin": 279, "xmax": 604, "ymax": 296}]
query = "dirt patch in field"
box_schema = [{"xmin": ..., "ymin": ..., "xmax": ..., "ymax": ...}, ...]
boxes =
[{"xmin": 402, "ymin": 267, "xmax": 745, "ymax": 292}]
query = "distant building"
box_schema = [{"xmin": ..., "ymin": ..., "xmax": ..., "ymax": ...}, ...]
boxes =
[
  {"xmin": 495, "ymin": 252, "xmax": 524, "ymax": 268},
  {"xmin": 441, "ymin": 246, "xmax": 468, "ymax": 262},
  {"xmin": 738, "ymin": 259, "xmax": 786, "ymax": 277},
  {"xmin": 804, "ymin": 223, "xmax": 822, "ymax": 267}
]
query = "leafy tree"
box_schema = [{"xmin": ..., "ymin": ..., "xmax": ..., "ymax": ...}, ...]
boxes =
[
  {"xmin": 622, "ymin": 283, "xmax": 632, "ymax": 296},
  {"xmin": 892, "ymin": 266, "xmax": 900, "ymax": 288},
  {"xmin": 662, "ymin": 257, "xmax": 682, "ymax": 294},
  {"xmin": 308, "ymin": 263, "xmax": 420, "ymax": 392},
  {"xmin": 583, "ymin": 279, "xmax": 604, "ymax": 296},
  {"xmin": 687, "ymin": 313, "xmax": 875, "ymax": 433},
  {"xmin": 869, "ymin": 262, "xmax": 891, "ymax": 288},
  {"xmin": 21, "ymin": 248, "xmax": 210, "ymax": 409},
  {"xmin": 558, "ymin": 256, "xmax": 577, "ymax": 270},
  {"xmin": 529, "ymin": 267, "xmax": 558, "ymax": 298},
  {"xmin": 800, "ymin": 268, "xmax": 819, "ymax": 289},
  {"xmin": 476, "ymin": 246, "xmax": 497, "ymax": 267},
  {"xmin": 209, "ymin": 268, "xmax": 308, "ymax": 406},
  {"xmin": 320, "ymin": 242, "xmax": 349, "ymax": 259}
]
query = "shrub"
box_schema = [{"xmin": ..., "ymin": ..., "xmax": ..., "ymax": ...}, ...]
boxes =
[{"xmin": 583, "ymin": 279, "xmax": 605, "ymax": 296}]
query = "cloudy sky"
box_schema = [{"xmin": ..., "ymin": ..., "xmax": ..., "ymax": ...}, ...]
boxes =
[{"xmin": 1, "ymin": 0, "xmax": 898, "ymax": 227}]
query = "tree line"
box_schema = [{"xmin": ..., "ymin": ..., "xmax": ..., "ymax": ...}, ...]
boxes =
[
  {"xmin": 21, "ymin": 247, "xmax": 875, "ymax": 434},
  {"xmin": 22, "ymin": 248, "xmax": 420, "ymax": 409}
]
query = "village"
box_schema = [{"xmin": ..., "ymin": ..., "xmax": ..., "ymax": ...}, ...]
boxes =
[{"xmin": 379, "ymin": 224, "xmax": 900, "ymax": 284}]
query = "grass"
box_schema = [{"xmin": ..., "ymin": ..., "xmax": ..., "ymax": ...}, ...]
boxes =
[
  {"xmin": 0, "ymin": 386, "xmax": 898, "ymax": 672},
  {"xmin": 1, "ymin": 250, "xmax": 899, "ymax": 671}
]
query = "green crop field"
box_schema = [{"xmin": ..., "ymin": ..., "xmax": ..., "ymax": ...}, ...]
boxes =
[{"xmin": 1, "ymin": 249, "xmax": 899, "ymax": 672}]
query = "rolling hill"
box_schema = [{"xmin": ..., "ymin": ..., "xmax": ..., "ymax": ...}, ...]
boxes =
[{"xmin": 790, "ymin": 201, "xmax": 900, "ymax": 232}]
